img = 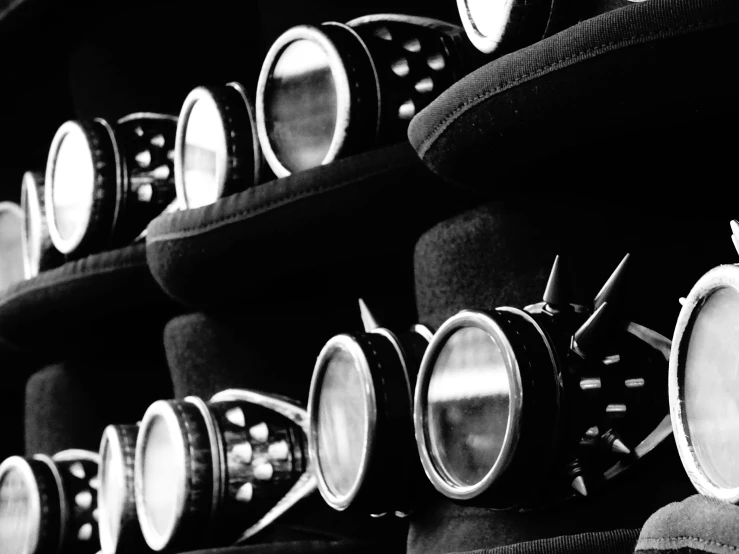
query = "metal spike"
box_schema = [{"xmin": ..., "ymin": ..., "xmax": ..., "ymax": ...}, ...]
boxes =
[
  {"xmin": 601, "ymin": 430, "xmax": 632, "ymax": 456},
  {"xmin": 678, "ymin": 297, "xmax": 686, "ymax": 306},
  {"xmin": 573, "ymin": 302, "xmax": 615, "ymax": 357},
  {"xmin": 594, "ymin": 254, "xmax": 630, "ymax": 310},
  {"xmin": 359, "ymin": 298, "xmax": 380, "ymax": 332},
  {"xmin": 571, "ymin": 476, "xmax": 588, "ymax": 496},
  {"xmin": 611, "ymin": 438, "xmax": 631, "ymax": 455},
  {"xmin": 543, "ymin": 255, "xmax": 572, "ymax": 307},
  {"xmin": 731, "ymin": 220, "xmax": 739, "ymax": 257}
]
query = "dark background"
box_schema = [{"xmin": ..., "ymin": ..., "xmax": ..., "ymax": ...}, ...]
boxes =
[{"xmin": 0, "ymin": 0, "xmax": 461, "ymax": 202}]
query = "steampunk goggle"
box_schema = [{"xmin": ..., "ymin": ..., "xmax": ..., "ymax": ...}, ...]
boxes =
[
  {"xmin": 308, "ymin": 300, "xmax": 432, "ymax": 515},
  {"xmin": 256, "ymin": 14, "xmax": 478, "ymax": 176},
  {"xmin": 669, "ymin": 220, "xmax": 739, "ymax": 504},
  {"xmin": 133, "ymin": 391, "xmax": 313, "ymax": 551},
  {"xmin": 0, "ymin": 450, "xmax": 99, "ymax": 554},
  {"xmin": 413, "ymin": 255, "xmax": 673, "ymax": 507},
  {"xmin": 45, "ymin": 113, "xmax": 177, "ymax": 258},
  {"xmin": 174, "ymin": 82, "xmax": 267, "ymax": 209}
]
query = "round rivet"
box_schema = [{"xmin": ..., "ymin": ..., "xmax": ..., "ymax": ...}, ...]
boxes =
[
  {"xmin": 135, "ymin": 150, "xmax": 152, "ymax": 168},
  {"xmin": 150, "ymin": 165, "xmax": 171, "ymax": 180},
  {"xmin": 391, "ymin": 58, "xmax": 410, "ymax": 77},
  {"xmin": 268, "ymin": 441, "xmax": 289, "ymax": 460},
  {"xmin": 75, "ymin": 490, "xmax": 93, "ymax": 509},
  {"xmin": 403, "ymin": 38, "xmax": 421, "ymax": 52},
  {"xmin": 137, "ymin": 183, "xmax": 154, "ymax": 203},
  {"xmin": 415, "ymin": 77, "xmax": 434, "ymax": 93},
  {"xmin": 249, "ymin": 423, "xmax": 269, "ymax": 442},
  {"xmin": 232, "ymin": 442, "xmax": 253, "ymax": 463},
  {"xmin": 427, "ymin": 54, "xmax": 445, "ymax": 71},
  {"xmin": 236, "ymin": 482, "xmax": 254, "ymax": 502},
  {"xmin": 374, "ymin": 27, "xmax": 392, "ymax": 40},
  {"xmin": 150, "ymin": 134, "xmax": 166, "ymax": 148},
  {"xmin": 254, "ymin": 463, "xmax": 274, "ymax": 480},
  {"xmin": 398, "ymin": 100, "xmax": 416, "ymax": 120},
  {"xmin": 227, "ymin": 408, "xmax": 247, "ymax": 428},
  {"xmin": 69, "ymin": 462, "xmax": 86, "ymax": 479},
  {"xmin": 78, "ymin": 523, "xmax": 93, "ymax": 541}
]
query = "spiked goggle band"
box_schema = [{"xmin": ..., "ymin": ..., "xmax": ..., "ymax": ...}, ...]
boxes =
[
  {"xmin": 256, "ymin": 14, "xmax": 477, "ymax": 177},
  {"xmin": 0, "ymin": 201, "xmax": 25, "ymax": 291},
  {"xmin": 669, "ymin": 221, "xmax": 739, "ymax": 504},
  {"xmin": 20, "ymin": 172, "xmax": 64, "ymax": 279},
  {"xmin": 0, "ymin": 450, "xmax": 99, "ymax": 554},
  {"xmin": 45, "ymin": 113, "xmax": 177, "ymax": 258},
  {"xmin": 174, "ymin": 82, "xmax": 268, "ymax": 209},
  {"xmin": 133, "ymin": 391, "xmax": 313, "ymax": 551},
  {"xmin": 308, "ymin": 324, "xmax": 432, "ymax": 515},
  {"xmin": 413, "ymin": 255, "xmax": 673, "ymax": 508}
]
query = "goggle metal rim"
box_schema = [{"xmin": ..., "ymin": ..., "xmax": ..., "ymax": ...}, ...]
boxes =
[
  {"xmin": 413, "ymin": 309, "xmax": 524, "ymax": 500},
  {"xmin": 669, "ymin": 263, "xmax": 739, "ymax": 504},
  {"xmin": 256, "ymin": 24, "xmax": 353, "ymax": 178},
  {"xmin": 308, "ymin": 334, "xmax": 378, "ymax": 510},
  {"xmin": 98, "ymin": 426, "xmax": 132, "ymax": 554},
  {"xmin": 456, "ymin": 0, "xmax": 523, "ymax": 54},
  {"xmin": 174, "ymin": 88, "xmax": 228, "ymax": 210},
  {"xmin": 0, "ymin": 455, "xmax": 44, "ymax": 554},
  {"xmin": 134, "ymin": 400, "xmax": 189, "ymax": 552},
  {"xmin": 20, "ymin": 173, "xmax": 43, "ymax": 279}
]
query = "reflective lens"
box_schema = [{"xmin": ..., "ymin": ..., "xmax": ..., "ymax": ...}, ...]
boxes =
[
  {"xmin": 139, "ymin": 415, "xmax": 184, "ymax": 543},
  {"xmin": 183, "ymin": 97, "xmax": 227, "ymax": 208},
  {"xmin": 684, "ymin": 286, "xmax": 739, "ymax": 489},
  {"xmin": 0, "ymin": 466, "xmax": 37, "ymax": 554},
  {"xmin": 51, "ymin": 128, "xmax": 95, "ymax": 245},
  {"xmin": 100, "ymin": 441, "xmax": 125, "ymax": 548},
  {"xmin": 462, "ymin": 0, "xmax": 508, "ymax": 39},
  {"xmin": 264, "ymin": 39, "xmax": 338, "ymax": 173},
  {"xmin": 316, "ymin": 347, "xmax": 370, "ymax": 498},
  {"xmin": 426, "ymin": 326, "xmax": 511, "ymax": 487},
  {"xmin": 0, "ymin": 204, "xmax": 24, "ymax": 290}
]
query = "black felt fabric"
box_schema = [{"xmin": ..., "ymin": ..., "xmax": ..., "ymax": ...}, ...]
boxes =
[
  {"xmin": 0, "ymin": 354, "xmax": 43, "ymax": 461},
  {"xmin": 185, "ymin": 539, "xmax": 395, "ymax": 554},
  {"xmin": 457, "ymin": 528, "xmax": 640, "ymax": 554},
  {"xmin": 146, "ymin": 143, "xmax": 474, "ymax": 314},
  {"xmin": 0, "ymin": 245, "xmax": 180, "ymax": 358},
  {"xmin": 408, "ymin": 0, "xmax": 739, "ymax": 201},
  {"xmin": 24, "ymin": 359, "xmax": 172, "ymax": 454}
]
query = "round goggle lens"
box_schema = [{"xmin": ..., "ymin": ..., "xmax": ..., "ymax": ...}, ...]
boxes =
[
  {"xmin": 100, "ymin": 440, "xmax": 125, "ymax": 548},
  {"xmin": 183, "ymin": 97, "xmax": 227, "ymax": 208},
  {"xmin": 139, "ymin": 415, "xmax": 183, "ymax": 543},
  {"xmin": 684, "ymin": 286, "xmax": 739, "ymax": 489},
  {"xmin": 463, "ymin": 0, "xmax": 505, "ymax": 39},
  {"xmin": 426, "ymin": 326, "xmax": 511, "ymax": 487},
  {"xmin": 317, "ymin": 347, "xmax": 369, "ymax": 498},
  {"xmin": 0, "ymin": 466, "xmax": 37, "ymax": 554},
  {"xmin": 265, "ymin": 39, "xmax": 338, "ymax": 173},
  {"xmin": 51, "ymin": 129, "xmax": 95, "ymax": 244}
]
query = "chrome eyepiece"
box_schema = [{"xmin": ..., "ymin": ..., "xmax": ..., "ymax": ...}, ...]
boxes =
[
  {"xmin": 0, "ymin": 202, "xmax": 24, "ymax": 292},
  {"xmin": 45, "ymin": 113, "xmax": 177, "ymax": 258},
  {"xmin": 0, "ymin": 450, "xmax": 99, "ymax": 554},
  {"xmin": 670, "ymin": 222, "xmax": 739, "ymax": 503},
  {"xmin": 415, "ymin": 255, "xmax": 673, "ymax": 507},
  {"xmin": 20, "ymin": 172, "xmax": 64, "ymax": 279},
  {"xmin": 174, "ymin": 82, "xmax": 266, "ymax": 209},
  {"xmin": 98, "ymin": 425, "xmax": 147, "ymax": 554},
  {"xmin": 308, "ymin": 324, "xmax": 430, "ymax": 514},
  {"xmin": 256, "ymin": 14, "xmax": 476, "ymax": 176},
  {"xmin": 134, "ymin": 392, "xmax": 312, "ymax": 551}
]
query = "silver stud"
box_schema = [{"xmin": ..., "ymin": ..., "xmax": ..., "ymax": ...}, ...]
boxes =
[
  {"xmin": 151, "ymin": 134, "xmax": 166, "ymax": 148},
  {"xmin": 137, "ymin": 183, "xmax": 153, "ymax": 203},
  {"xmin": 78, "ymin": 523, "xmax": 93, "ymax": 541},
  {"xmin": 606, "ymin": 403, "xmax": 627, "ymax": 413},
  {"xmin": 227, "ymin": 407, "xmax": 246, "ymax": 427},
  {"xmin": 232, "ymin": 442, "xmax": 253, "ymax": 463},
  {"xmin": 249, "ymin": 422, "xmax": 269, "ymax": 442},
  {"xmin": 89, "ymin": 477, "xmax": 100, "ymax": 490},
  {"xmin": 398, "ymin": 100, "xmax": 415, "ymax": 120},
  {"xmin": 167, "ymin": 149, "xmax": 175, "ymax": 161},
  {"xmin": 415, "ymin": 77, "xmax": 434, "ymax": 93},
  {"xmin": 374, "ymin": 27, "xmax": 392, "ymax": 40},
  {"xmin": 135, "ymin": 150, "xmax": 152, "ymax": 168},
  {"xmin": 69, "ymin": 462, "xmax": 85, "ymax": 479},
  {"xmin": 585, "ymin": 426, "xmax": 599, "ymax": 438},
  {"xmin": 624, "ymin": 378, "xmax": 645, "ymax": 388},
  {"xmin": 403, "ymin": 38, "xmax": 421, "ymax": 52},
  {"xmin": 151, "ymin": 165, "xmax": 171, "ymax": 180},
  {"xmin": 236, "ymin": 482, "xmax": 253, "ymax": 502},
  {"xmin": 427, "ymin": 54, "xmax": 445, "ymax": 71},
  {"xmin": 678, "ymin": 297, "xmax": 686, "ymax": 306},
  {"xmin": 268, "ymin": 441, "xmax": 289, "ymax": 460},
  {"xmin": 579, "ymin": 378, "xmax": 601, "ymax": 390},
  {"xmin": 75, "ymin": 491, "xmax": 93, "ymax": 510},
  {"xmin": 134, "ymin": 127, "xmax": 144, "ymax": 137},
  {"xmin": 571, "ymin": 476, "xmax": 588, "ymax": 496},
  {"xmin": 391, "ymin": 58, "xmax": 410, "ymax": 77},
  {"xmin": 603, "ymin": 354, "xmax": 620, "ymax": 365},
  {"xmin": 254, "ymin": 463, "xmax": 274, "ymax": 480},
  {"xmin": 92, "ymin": 509, "xmax": 99, "ymax": 521}
]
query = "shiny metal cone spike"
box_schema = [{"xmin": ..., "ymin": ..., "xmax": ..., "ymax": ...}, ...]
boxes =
[
  {"xmin": 601, "ymin": 430, "xmax": 632, "ymax": 456},
  {"xmin": 571, "ymin": 476, "xmax": 588, "ymax": 496},
  {"xmin": 730, "ymin": 220, "xmax": 739, "ymax": 257},
  {"xmin": 543, "ymin": 255, "xmax": 572, "ymax": 307},
  {"xmin": 359, "ymin": 298, "xmax": 380, "ymax": 332},
  {"xmin": 594, "ymin": 254, "xmax": 630, "ymax": 310},
  {"xmin": 573, "ymin": 302, "xmax": 613, "ymax": 357}
]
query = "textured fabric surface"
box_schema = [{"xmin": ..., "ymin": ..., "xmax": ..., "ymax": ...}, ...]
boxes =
[
  {"xmin": 0, "ymin": 244, "xmax": 180, "ymax": 358},
  {"xmin": 455, "ymin": 528, "xmax": 640, "ymax": 554},
  {"xmin": 146, "ymin": 143, "xmax": 474, "ymax": 313},
  {"xmin": 636, "ymin": 495, "xmax": 739, "ymax": 554},
  {"xmin": 408, "ymin": 0, "xmax": 739, "ymax": 200},
  {"xmin": 25, "ymin": 359, "xmax": 172, "ymax": 454},
  {"xmin": 185, "ymin": 539, "xmax": 398, "ymax": 554},
  {"xmin": 0, "ymin": 354, "xmax": 43, "ymax": 461}
]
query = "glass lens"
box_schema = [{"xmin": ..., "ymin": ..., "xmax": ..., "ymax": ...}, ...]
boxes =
[
  {"xmin": 316, "ymin": 347, "xmax": 369, "ymax": 498},
  {"xmin": 183, "ymin": 97, "xmax": 227, "ymax": 208},
  {"xmin": 464, "ymin": 0, "xmax": 508, "ymax": 38},
  {"xmin": 0, "ymin": 467, "xmax": 38, "ymax": 554},
  {"xmin": 140, "ymin": 416, "xmax": 183, "ymax": 541},
  {"xmin": 426, "ymin": 326, "xmax": 511, "ymax": 487},
  {"xmin": 265, "ymin": 39, "xmax": 338, "ymax": 173},
  {"xmin": 0, "ymin": 207, "xmax": 23, "ymax": 291},
  {"xmin": 101, "ymin": 443, "xmax": 125, "ymax": 545},
  {"xmin": 52, "ymin": 129, "xmax": 95, "ymax": 243},
  {"xmin": 685, "ymin": 286, "xmax": 739, "ymax": 489}
]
